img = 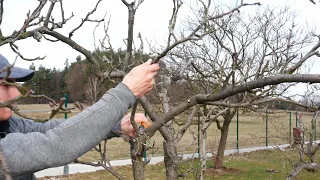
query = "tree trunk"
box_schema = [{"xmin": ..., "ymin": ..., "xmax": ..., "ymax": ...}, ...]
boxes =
[
  {"xmin": 214, "ymin": 117, "xmax": 232, "ymax": 169},
  {"xmin": 200, "ymin": 114, "xmax": 207, "ymax": 180},
  {"xmin": 131, "ymin": 157, "xmax": 144, "ymax": 180},
  {"xmin": 159, "ymin": 125, "xmax": 180, "ymax": 180},
  {"xmin": 163, "ymin": 138, "xmax": 180, "ymax": 180},
  {"xmin": 130, "ymin": 137, "xmax": 145, "ymax": 180},
  {"xmin": 200, "ymin": 131, "xmax": 206, "ymax": 180},
  {"xmin": 158, "ymin": 74, "xmax": 179, "ymax": 179}
]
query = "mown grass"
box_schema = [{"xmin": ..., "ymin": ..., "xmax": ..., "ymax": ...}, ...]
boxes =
[
  {"xmin": 17, "ymin": 104, "xmax": 320, "ymax": 179},
  {"xmin": 39, "ymin": 148, "xmax": 320, "ymax": 180}
]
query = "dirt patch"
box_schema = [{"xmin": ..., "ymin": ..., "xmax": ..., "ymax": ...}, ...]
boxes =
[{"xmin": 205, "ymin": 167, "xmax": 242, "ymax": 177}]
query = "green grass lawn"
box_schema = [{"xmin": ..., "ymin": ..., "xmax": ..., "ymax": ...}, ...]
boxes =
[
  {"xmin": 39, "ymin": 147, "xmax": 320, "ymax": 180},
  {"xmin": 17, "ymin": 104, "xmax": 320, "ymax": 179}
]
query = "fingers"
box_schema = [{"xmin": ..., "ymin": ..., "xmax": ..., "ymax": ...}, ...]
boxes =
[
  {"xmin": 134, "ymin": 113, "xmax": 150, "ymax": 128},
  {"xmin": 144, "ymin": 59, "xmax": 152, "ymax": 65},
  {"xmin": 134, "ymin": 113, "xmax": 148, "ymax": 123},
  {"xmin": 121, "ymin": 114, "xmax": 130, "ymax": 123},
  {"xmin": 148, "ymin": 63, "xmax": 160, "ymax": 72},
  {"xmin": 120, "ymin": 113, "xmax": 150, "ymax": 137},
  {"xmin": 122, "ymin": 59, "xmax": 159, "ymax": 97},
  {"xmin": 151, "ymin": 71, "xmax": 158, "ymax": 77},
  {"xmin": 122, "ymin": 113, "xmax": 148, "ymax": 123},
  {"xmin": 131, "ymin": 129, "xmax": 135, "ymax": 137},
  {"xmin": 143, "ymin": 59, "xmax": 159, "ymax": 72}
]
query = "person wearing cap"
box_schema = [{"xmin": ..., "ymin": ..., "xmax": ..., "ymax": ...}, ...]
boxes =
[{"xmin": 0, "ymin": 54, "xmax": 160, "ymax": 180}]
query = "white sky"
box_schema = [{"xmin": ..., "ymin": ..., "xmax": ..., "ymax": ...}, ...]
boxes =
[
  {"xmin": 0, "ymin": 0, "xmax": 319, "ymax": 72},
  {"xmin": 0, "ymin": 0, "xmax": 174, "ymax": 69}
]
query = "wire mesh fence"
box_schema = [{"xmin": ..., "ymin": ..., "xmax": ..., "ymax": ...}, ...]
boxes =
[{"xmin": 14, "ymin": 100, "xmax": 319, "ymax": 162}]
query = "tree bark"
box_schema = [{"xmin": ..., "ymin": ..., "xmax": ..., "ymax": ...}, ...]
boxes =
[
  {"xmin": 131, "ymin": 157, "xmax": 144, "ymax": 180},
  {"xmin": 122, "ymin": 2, "xmax": 135, "ymax": 71},
  {"xmin": 214, "ymin": 117, "xmax": 232, "ymax": 169},
  {"xmin": 160, "ymin": 125, "xmax": 180, "ymax": 180},
  {"xmin": 200, "ymin": 130, "xmax": 206, "ymax": 180},
  {"xmin": 130, "ymin": 137, "xmax": 145, "ymax": 180},
  {"xmin": 200, "ymin": 112, "xmax": 207, "ymax": 180},
  {"xmin": 163, "ymin": 139, "xmax": 179, "ymax": 180},
  {"xmin": 286, "ymin": 162, "xmax": 319, "ymax": 180}
]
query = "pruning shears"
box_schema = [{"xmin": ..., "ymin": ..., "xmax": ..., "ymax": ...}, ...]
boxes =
[{"xmin": 139, "ymin": 121, "xmax": 151, "ymax": 135}]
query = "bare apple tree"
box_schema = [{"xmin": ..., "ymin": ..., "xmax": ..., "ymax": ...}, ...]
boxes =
[
  {"xmin": 1, "ymin": 0, "xmax": 320, "ymax": 180},
  {"xmin": 160, "ymin": 4, "xmax": 320, "ymax": 172}
]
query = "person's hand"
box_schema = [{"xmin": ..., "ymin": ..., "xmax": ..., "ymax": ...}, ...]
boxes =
[
  {"xmin": 120, "ymin": 113, "xmax": 149, "ymax": 137},
  {"xmin": 122, "ymin": 59, "xmax": 160, "ymax": 98}
]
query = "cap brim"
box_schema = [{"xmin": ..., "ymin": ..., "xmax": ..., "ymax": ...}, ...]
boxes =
[{"xmin": 0, "ymin": 66, "xmax": 35, "ymax": 82}]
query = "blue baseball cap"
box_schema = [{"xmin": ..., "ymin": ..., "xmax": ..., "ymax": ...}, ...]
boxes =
[{"xmin": 0, "ymin": 54, "xmax": 35, "ymax": 82}]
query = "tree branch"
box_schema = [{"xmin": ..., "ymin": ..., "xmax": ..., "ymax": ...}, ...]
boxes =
[
  {"xmin": 122, "ymin": 2, "xmax": 135, "ymax": 71},
  {"xmin": 18, "ymin": 0, "xmax": 47, "ymax": 33},
  {"xmin": 147, "ymin": 74, "xmax": 320, "ymax": 136},
  {"xmin": 130, "ymin": 103, "xmax": 140, "ymax": 136},
  {"xmin": 204, "ymin": 107, "xmax": 229, "ymax": 131},
  {"xmin": 204, "ymin": 97, "xmax": 314, "ymax": 110},
  {"xmin": 74, "ymin": 159, "xmax": 123, "ymax": 180},
  {"xmin": 44, "ymin": 1, "xmax": 56, "ymax": 27},
  {"xmin": 287, "ymin": 162, "xmax": 319, "ymax": 180},
  {"xmin": 69, "ymin": 0, "xmax": 104, "ymax": 38},
  {"xmin": 208, "ymin": 2, "xmax": 261, "ymax": 20},
  {"xmin": 10, "ymin": 43, "xmax": 45, "ymax": 61},
  {"xmin": 285, "ymin": 36, "xmax": 320, "ymax": 74},
  {"xmin": 0, "ymin": 0, "xmax": 4, "ymax": 36},
  {"xmin": 176, "ymin": 106, "xmax": 197, "ymax": 142},
  {"xmin": 152, "ymin": 1, "xmax": 260, "ymax": 64},
  {"xmin": 121, "ymin": 0, "xmax": 130, "ymax": 6}
]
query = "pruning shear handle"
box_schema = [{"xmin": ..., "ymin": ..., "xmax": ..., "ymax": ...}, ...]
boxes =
[{"xmin": 141, "ymin": 121, "xmax": 151, "ymax": 128}]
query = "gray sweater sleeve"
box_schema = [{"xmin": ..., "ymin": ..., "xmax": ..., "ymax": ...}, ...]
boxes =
[
  {"xmin": 0, "ymin": 83, "xmax": 136, "ymax": 178},
  {"xmin": 10, "ymin": 115, "xmax": 121, "ymax": 139},
  {"xmin": 9, "ymin": 117, "xmax": 64, "ymax": 134}
]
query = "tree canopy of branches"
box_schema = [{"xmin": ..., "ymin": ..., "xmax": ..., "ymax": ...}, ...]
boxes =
[
  {"xmin": 1, "ymin": 0, "xmax": 320, "ymax": 180},
  {"xmin": 164, "ymin": 5, "xmax": 319, "ymax": 169}
]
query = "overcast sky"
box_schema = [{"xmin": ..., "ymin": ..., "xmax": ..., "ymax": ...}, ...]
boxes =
[
  {"xmin": 0, "ymin": 0, "xmax": 319, "ymax": 71},
  {"xmin": 0, "ymin": 0, "xmax": 174, "ymax": 69}
]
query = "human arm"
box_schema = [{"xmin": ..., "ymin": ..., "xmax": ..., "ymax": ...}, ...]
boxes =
[
  {"xmin": 10, "ymin": 114, "xmax": 122, "ymax": 139},
  {"xmin": 0, "ymin": 60, "xmax": 159, "ymax": 178},
  {"xmin": 14, "ymin": 58, "xmax": 158, "ymax": 137},
  {"xmin": 9, "ymin": 116, "xmax": 64, "ymax": 134},
  {"xmin": 10, "ymin": 109, "xmax": 148, "ymax": 140},
  {"xmin": 1, "ymin": 83, "xmax": 136, "ymax": 178}
]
